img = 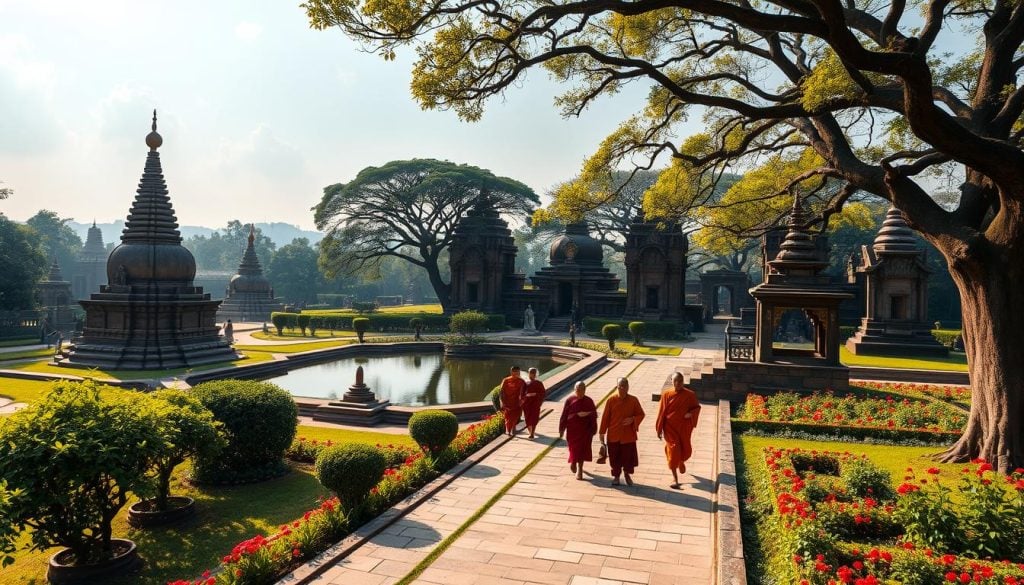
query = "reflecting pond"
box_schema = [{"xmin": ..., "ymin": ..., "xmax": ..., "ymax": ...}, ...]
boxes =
[{"xmin": 263, "ymin": 352, "xmax": 566, "ymax": 405}]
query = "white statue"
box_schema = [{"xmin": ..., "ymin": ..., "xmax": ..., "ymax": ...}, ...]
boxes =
[{"xmin": 523, "ymin": 305, "xmax": 536, "ymax": 331}]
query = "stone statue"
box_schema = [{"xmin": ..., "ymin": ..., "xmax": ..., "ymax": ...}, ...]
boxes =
[
  {"xmin": 523, "ymin": 305, "xmax": 536, "ymax": 331},
  {"xmin": 115, "ymin": 264, "xmax": 128, "ymax": 286}
]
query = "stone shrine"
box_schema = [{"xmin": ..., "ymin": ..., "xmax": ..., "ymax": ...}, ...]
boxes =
[
  {"xmin": 37, "ymin": 259, "xmax": 77, "ymax": 333},
  {"xmin": 622, "ymin": 213, "xmax": 689, "ymax": 322},
  {"xmin": 448, "ymin": 195, "xmax": 521, "ymax": 313},
  {"xmin": 71, "ymin": 221, "xmax": 108, "ymax": 300},
  {"xmin": 217, "ymin": 225, "xmax": 283, "ymax": 322},
  {"xmin": 845, "ymin": 207, "xmax": 948, "ymax": 356},
  {"xmin": 60, "ymin": 112, "xmax": 240, "ymax": 369}
]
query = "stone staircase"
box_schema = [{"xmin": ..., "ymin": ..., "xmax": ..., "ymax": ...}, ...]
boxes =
[
  {"xmin": 649, "ymin": 356, "xmax": 727, "ymax": 402},
  {"xmin": 541, "ymin": 315, "xmax": 571, "ymax": 333}
]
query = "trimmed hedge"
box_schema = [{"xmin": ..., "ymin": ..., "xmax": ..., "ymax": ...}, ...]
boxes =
[
  {"xmin": 730, "ymin": 419, "xmax": 960, "ymax": 444},
  {"xmin": 408, "ymin": 410, "xmax": 459, "ymax": 456},
  {"xmin": 191, "ymin": 380, "xmax": 298, "ymax": 484},
  {"xmin": 583, "ymin": 317, "xmax": 677, "ymax": 339},
  {"xmin": 290, "ymin": 311, "xmax": 506, "ymax": 334},
  {"xmin": 931, "ymin": 328, "xmax": 962, "ymax": 347},
  {"xmin": 315, "ymin": 444, "xmax": 387, "ymax": 511}
]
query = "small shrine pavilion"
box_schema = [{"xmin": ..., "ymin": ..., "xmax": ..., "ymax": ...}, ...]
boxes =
[{"xmin": 217, "ymin": 225, "xmax": 283, "ymax": 322}]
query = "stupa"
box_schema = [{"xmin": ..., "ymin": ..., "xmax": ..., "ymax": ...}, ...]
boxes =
[
  {"xmin": 60, "ymin": 112, "xmax": 240, "ymax": 369},
  {"xmin": 37, "ymin": 259, "xmax": 77, "ymax": 333},
  {"xmin": 217, "ymin": 225, "xmax": 282, "ymax": 322},
  {"xmin": 71, "ymin": 221, "xmax": 108, "ymax": 300}
]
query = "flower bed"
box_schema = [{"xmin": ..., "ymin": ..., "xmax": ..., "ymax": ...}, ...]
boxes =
[
  {"xmin": 734, "ymin": 392, "xmax": 965, "ymax": 444},
  {"xmin": 170, "ymin": 414, "xmax": 504, "ymax": 585},
  {"xmin": 856, "ymin": 381, "xmax": 971, "ymax": 407},
  {"xmin": 749, "ymin": 445, "xmax": 1024, "ymax": 584}
]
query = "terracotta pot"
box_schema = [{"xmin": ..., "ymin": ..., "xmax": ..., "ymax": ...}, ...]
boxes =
[
  {"xmin": 127, "ymin": 496, "xmax": 196, "ymax": 528},
  {"xmin": 47, "ymin": 538, "xmax": 142, "ymax": 584}
]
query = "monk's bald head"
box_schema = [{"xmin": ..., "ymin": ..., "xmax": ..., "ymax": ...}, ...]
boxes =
[
  {"xmin": 616, "ymin": 377, "xmax": 630, "ymax": 394},
  {"xmin": 672, "ymin": 372, "xmax": 685, "ymax": 387}
]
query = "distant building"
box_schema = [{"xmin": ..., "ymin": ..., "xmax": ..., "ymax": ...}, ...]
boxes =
[{"xmin": 218, "ymin": 225, "xmax": 283, "ymax": 322}]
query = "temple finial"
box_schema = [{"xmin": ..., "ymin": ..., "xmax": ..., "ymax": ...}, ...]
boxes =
[
  {"xmin": 146, "ymin": 109, "xmax": 163, "ymax": 151},
  {"xmin": 248, "ymin": 223, "xmax": 255, "ymax": 246}
]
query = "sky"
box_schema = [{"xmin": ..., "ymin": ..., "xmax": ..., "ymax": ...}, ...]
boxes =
[{"xmin": 0, "ymin": 0, "xmax": 652, "ymax": 231}]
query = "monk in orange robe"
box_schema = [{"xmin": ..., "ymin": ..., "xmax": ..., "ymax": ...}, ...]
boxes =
[
  {"xmin": 521, "ymin": 367, "xmax": 546, "ymax": 438},
  {"xmin": 599, "ymin": 377, "xmax": 645, "ymax": 486},
  {"xmin": 499, "ymin": 366, "xmax": 525, "ymax": 436},
  {"xmin": 655, "ymin": 372, "xmax": 701, "ymax": 489}
]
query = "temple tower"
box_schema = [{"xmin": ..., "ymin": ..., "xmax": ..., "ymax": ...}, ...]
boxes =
[
  {"xmin": 448, "ymin": 196, "xmax": 520, "ymax": 313},
  {"xmin": 61, "ymin": 112, "xmax": 240, "ymax": 369},
  {"xmin": 71, "ymin": 221, "xmax": 108, "ymax": 300},
  {"xmin": 218, "ymin": 225, "xmax": 283, "ymax": 322},
  {"xmin": 622, "ymin": 212, "xmax": 688, "ymax": 321},
  {"xmin": 845, "ymin": 207, "xmax": 948, "ymax": 356}
]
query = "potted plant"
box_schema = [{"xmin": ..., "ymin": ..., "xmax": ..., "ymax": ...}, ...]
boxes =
[
  {"xmin": 0, "ymin": 382, "xmax": 164, "ymax": 583},
  {"xmin": 128, "ymin": 390, "xmax": 225, "ymax": 528}
]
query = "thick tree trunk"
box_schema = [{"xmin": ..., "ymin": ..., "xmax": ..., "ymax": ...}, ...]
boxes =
[
  {"xmin": 425, "ymin": 263, "xmax": 452, "ymax": 312},
  {"xmin": 937, "ymin": 243, "xmax": 1024, "ymax": 473}
]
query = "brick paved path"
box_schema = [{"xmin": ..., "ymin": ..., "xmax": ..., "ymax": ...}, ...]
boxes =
[{"xmin": 302, "ymin": 357, "xmax": 719, "ymax": 585}]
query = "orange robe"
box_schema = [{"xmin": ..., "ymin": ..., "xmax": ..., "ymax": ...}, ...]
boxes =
[
  {"xmin": 500, "ymin": 375, "xmax": 526, "ymax": 433},
  {"xmin": 599, "ymin": 393, "xmax": 646, "ymax": 476},
  {"xmin": 655, "ymin": 386, "xmax": 701, "ymax": 472}
]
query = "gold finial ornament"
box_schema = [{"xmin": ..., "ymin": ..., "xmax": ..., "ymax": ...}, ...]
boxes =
[{"xmin": 146, "ymin": 109, "xmax": 163, "ymax": 151}]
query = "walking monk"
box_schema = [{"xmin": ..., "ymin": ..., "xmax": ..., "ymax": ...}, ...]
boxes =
[
  {"xmin": 599, "ymin": 377, "xmax": 645, "ymax": 486},
  {"xmin": 559, "ymin": 381, "xmax": 597, "ymax": 480},
  {"xmin": 521, "ymin": 367, "xmax": 546, "ymax": 439},
  {"xmin": 499, "ymin": 366, "xmax": 526, "ymax": 436},
  {"xmin": 655, "ymin": 372, "xmax": 701, "ymax": 489}
]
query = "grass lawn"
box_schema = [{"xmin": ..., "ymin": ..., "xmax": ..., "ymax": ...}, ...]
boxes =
[
  {"xmin": 304, "ymin": 303, "xmax": 443, "ymax": 316},
  {"xmin": 0, "ymin": 378, "xmax": 58, "ymax": 404},
  {"xmin": 617, "ymin": 342, "xmax": 682, "ymax": 356},
  {"xmin": 839, "ymin": 346, "xmax": 969, "ymax": 372},
  {"xmin": 0, "ymin": 348, "xmax": 54, "ymax": 362},
  {"xmin": 5, "ymin": 351, "xmax": 277, "ymax": 381},
  {"xmin": 3, "ymin": 424, "xmax": 415, "ymax": 584},
  {"xmin": 236, "ymin": 339, "xmax": 354, "ymax": 354},
  {"xmin": 251, "ymin": 330, "xmax": 357, "ymax": 341}
]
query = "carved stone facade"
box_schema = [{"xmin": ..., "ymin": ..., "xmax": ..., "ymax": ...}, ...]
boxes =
[
  {"xmin": 61, "ymin": 113, "xmax": 240, "ymax": 369},
  {"xmin": 845, "ymin": 207, "xmax": 948, "ymax": 356},
  {"xmin": 698, "ymin": 269, "xmax": 753, "ymax": 323},
  {"xmin": 622, "ymin": 216, "xmax": 688, "ymax": 321},
  {"xmin": 70, "ymin": 221, "xmax": 108, "ymax": 300},
  {"xmin": 448, "ymin": 197, "xmax": 521, "ymax": 314},
  {"xmin": 37, "ymin": 260, "xmax": 77, "ymax": 333}
]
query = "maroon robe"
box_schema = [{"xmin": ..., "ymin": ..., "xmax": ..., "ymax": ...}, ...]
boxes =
[
  {"xmin": 559, "ymin": 395, "xmax": 597, "ymax": 463},
  {"xmin": 521, "ymin": 379, "xmax": 546, "ymax": 428}
]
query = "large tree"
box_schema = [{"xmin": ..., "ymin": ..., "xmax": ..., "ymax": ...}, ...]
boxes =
[
  {"xmin": 306, "ymin": 0, "xmax": 1024, "ymax": 470},
  {"xmin": 266, "ymin": 238, "xmax": 322, "ymax": 305},
  {"xmin": 0, "ymin": 215, "xmax": 47, "ymax": 310},
  {"xmin": 184, "ymin": 221, "xmax": 276, "ymax": 272},
  {"xmin": 313, "ymin": 159, "xmax": 539, "ymax": 311},
  {"xmin": 25, "ymin": 210, "xmax": 82, "ymax": 276}
]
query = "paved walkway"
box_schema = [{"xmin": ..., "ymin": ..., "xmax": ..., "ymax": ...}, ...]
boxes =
[{"xmin": 302, "ymin": 356, "xmax": 719, "ymax": 585}]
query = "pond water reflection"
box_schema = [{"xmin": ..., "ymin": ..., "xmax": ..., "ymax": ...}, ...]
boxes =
[{"xmin": 263, "ymin": 352, "xmax": 564, "ymax": 405}]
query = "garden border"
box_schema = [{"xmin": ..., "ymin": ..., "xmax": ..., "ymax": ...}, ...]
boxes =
[
  {"xmin": 274, "ymin": 404, "xmax": 563, "ymax": 585},
  {"xmin": 716, "ymin": 399, "xmax": 747, "ymax": 585}
]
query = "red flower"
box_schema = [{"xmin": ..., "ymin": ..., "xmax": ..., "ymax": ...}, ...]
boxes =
[{"xmin": 927, "ymin": 467, "xmax": 941, "ymax": 475}]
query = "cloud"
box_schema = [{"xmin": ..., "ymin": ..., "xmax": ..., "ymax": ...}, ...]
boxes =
[
  {"xmin": 0, "ymin": 35, "xmax": 62, "ymax": 155},
  {"xmin": 216, "ymin": 125, "xmax": 305, "ymax": 181},
  {"xmin": 235, "ymin": 21, "xmax": 263, "ymax": 41}
]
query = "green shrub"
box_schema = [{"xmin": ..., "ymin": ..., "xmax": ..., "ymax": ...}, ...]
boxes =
[
  {"xmin": 0, "ymin": 381, "xmax": 165, "ymax": 565},
  {"xmin": 191, "ymin": 380, "xmax": 298, "ymax": 484},
  {"xmin": 351, "ymin": 301, "xmax": 377, "ymax": 313},
  {"xmin": 271, "ymin": 311, "xmax": 298, "ymax": 335},
  {"xmin": 601, "ymin": 323, "xmax": 622, "ymax": 350},
  {"xmin": 295, "ymin": 311, "xmax": 504, "ymax": 334},
  {"xmin": 408, "ymin": 409, "xmax": 459, "ymax": 456},
  {"xmin": 409, "ymin": 317, "xmax": 423, "ymax": 329},
  {"xmin": 840, "ymin": 458, "xmax": 894, "ymax": 500},
  {"xmin": 839, "ymin": 325, "xmax": 857, "ymax": 340},
  {"xmin": 931, "ymin": 328, "xmax": 962, "ymax": 347},
  {"xmin": 147, "ymin": 390, "xmax": 225, "ymax": 511},
  {"xmin": 583, "ymin": 317, "xmax": 676, "ymax": 339},
  {"xmin": 297, "ymin": 314, "xmax": 312, "ymax": 336},
  {"xmin": 487, "ymin": 385, "xmax": 501, "ymax": 412},
  {"xmin": 627, "ymin": 321, "xmax": 646, "ymax": 346},
  {"xmin": 315, "ymin": 444, "xmax": 387, "ymax": 512},
  {"xmin": 448, "ymin": 311, "xmax": 487, "ymax": 338},
  {"xmin": 352, "ymin": 317, "xmax": 370, "ymax": 343}
]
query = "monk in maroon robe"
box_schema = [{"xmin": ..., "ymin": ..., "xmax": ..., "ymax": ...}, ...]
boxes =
[
  {"xmin": 655, "ymin": 372, "xmax": 701, "ymax": 488},
  {"xmin": 559, "ymin": 381, "xmax": 597, "ymax": 480},
  {"xmin": 521, "ymin": 367, "xmax": 546, "ymax": 438},
  {"xmin": 499, "ymin": 366, "xmax": 525, "ymax": 436}
]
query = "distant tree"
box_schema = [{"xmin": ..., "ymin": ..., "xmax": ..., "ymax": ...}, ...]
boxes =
[
  {"xmin": 25, "ymin": 210, "xmax": 83, "ymax": 276},
  {"xmin": 0, "ymin": 181, "xmax": 11, "ymax": 200},
  {"xmin": 184, "ymin": 220, "xmax": 276, "ymax": 272},
  {"xmin": 314, "ymin": 159, "xmax": 539, "ymax": 311},
  {"xmin": 266, "ymin": 238, "xmax": 321, "ymax": 304},
  {"xmin": 0, "ymin": 216, "xmax": 47, "ymax": 310}
]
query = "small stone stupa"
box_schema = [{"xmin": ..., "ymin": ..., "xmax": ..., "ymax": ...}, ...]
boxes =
[
  {"xmin": 61, "ymin": 112, "xmax": 240, "ymax": 369},
  {"xmin": 37, "ymin": 259, "xmax": 77, "ymax": 333},
  {"xmin": 217, "ymin": 225, "xmax": 282, "ymax": 322},
  {"xmin": 72, "ymin": 221, "xmax": 108, "ymax": 300},
  {"xmin": 845, "ymin": 207, "xmax": 948, "ymax": 356}
]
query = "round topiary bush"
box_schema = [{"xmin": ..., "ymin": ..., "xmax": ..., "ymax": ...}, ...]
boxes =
[
  {"xmin": 601, "ymin": 324, "xmax": 622, "ymax": 350},
  {"xmin": 353, "ymin": 317, "xmax": 370, "ymax": 343},
  {"xmin": 627, "ymin": 321, "xmax": 646, "ymax": 346},
  {"xmin": 408, "ymin": 409, "xmax": 459, "ymax": 456},
  {"xmin": 315, "ymin": 444, "xmax": 387, "ymax": 512},
  {"xmin": 191, "ymin": 380, "xmax": 298, "ymax": 484}
]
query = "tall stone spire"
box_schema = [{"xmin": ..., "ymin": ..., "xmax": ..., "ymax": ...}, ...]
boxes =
[
  {"xmin": 774, "ymin": 197, "xmax": 818, "ymax": 262},
  {"xmin": 873, "ymin": 206, "xmax": 918, "ymax": 253},
  {"xmin": 120, "ymin": 110, "xmax": 182, "ymax": 245},
  {"xmin": 82, "ymin": 220, "xmax": 106, "ymax": 260},
  {"xmin": 237, "ymin": 224, "xmax": 263, "ymax": 276},
  {"xmin": 45, "ymin": 257, "xmax": 65, "ymax": 282}
]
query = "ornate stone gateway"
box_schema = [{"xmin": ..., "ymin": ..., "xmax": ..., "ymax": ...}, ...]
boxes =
[
  {"xmin": 60, "ymin": 113, "xmax": 240, "ymax": 370},
  {"xmin": 845, "ymin": 207, "xmax": 949, "ymax": 356}
]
